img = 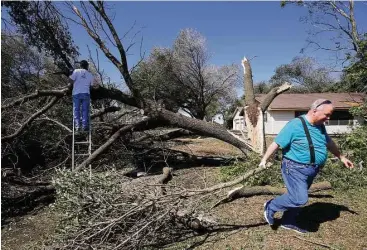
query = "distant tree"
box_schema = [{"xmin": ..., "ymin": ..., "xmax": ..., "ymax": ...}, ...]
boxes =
[
  {"xmin": 270, "ymin": 56, "xmax": 335, "ymax": 93},
  {"xmin": 343, "ymin": 34, "xmax": 367, "ymax": 92},
  {"xmin": 281, "ymin": 0, "xmax": 363, "ymax": 63},
  {"xmin": 3, "ymin": 1, "xmax": 79, "ymax": 72},
  {"xmin": 253, "ymin": 81, "xmax": 271, "ymax": 94},
  {"xmin": 132, "ymin": 29, "xmax": 240, "ymax": 120}
]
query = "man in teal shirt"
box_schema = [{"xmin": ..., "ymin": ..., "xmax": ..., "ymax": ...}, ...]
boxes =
[{"xmin": 261, "ymin": 99, "xmax": 354, "ymax": 233}]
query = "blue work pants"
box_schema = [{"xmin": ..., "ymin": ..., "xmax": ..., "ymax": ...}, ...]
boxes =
[
  {"xmin": 73, "ymin": 93, "xmax": 90, "ymax": 130},
  {"xmin": 268, "ymin": 158, "xmax": 320, "ymax": 224}
]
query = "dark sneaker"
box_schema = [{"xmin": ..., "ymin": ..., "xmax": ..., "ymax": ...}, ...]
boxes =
[
  {"xmin": 280, "ymin": 224, "xmax": 308, "ymax": 234},
  {"xmin": 264, "ymin": 200, "xmax": 274, "ymax": 225}
]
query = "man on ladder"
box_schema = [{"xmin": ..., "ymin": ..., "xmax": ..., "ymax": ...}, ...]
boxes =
[
  {"xmin": 69, "ymin": 60, "xmax": 95, "ymax": 170},
  {"xmin": 69, "ymin": 60, "xmax": 94, "ymax": 133}
]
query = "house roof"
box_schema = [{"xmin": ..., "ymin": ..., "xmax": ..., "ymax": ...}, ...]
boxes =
[{"xmin": 255, "ymin": 92, "xmax": 366, "ymax": 110}]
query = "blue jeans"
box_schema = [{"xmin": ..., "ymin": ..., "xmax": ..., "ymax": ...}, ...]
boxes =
[
  {"xmin": 73, "ymin": 93, "xmax": 90, "ymax": 129},
  {"xmin": 268, "ymin": 158, "xmax": 320, "ymax": 224}
]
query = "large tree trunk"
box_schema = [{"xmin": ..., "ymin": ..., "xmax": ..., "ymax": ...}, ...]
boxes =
[
  {"xmin": 241, "ymin": 57, "xmax": 291, "ymax": 154},
  {"xmin": 244, "ymin": 106, "xmax": 265, "ymax": 153}
]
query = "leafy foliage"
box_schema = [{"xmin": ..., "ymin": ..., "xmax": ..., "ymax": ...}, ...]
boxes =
[
  {"xmin": 132, "ymin": 28, "xmax": 240, "ymax": 120},
  {"xmin": 1, "ymin": 32, "xmax": 71, "ymax": 173},
  {"xmin": 342, "ymin": 34, "xmax": 367, "ymax": 93},
  {"xmin": 270, "ymin": 56, "xmax": 335, "ymax": 93},
  {"xmin": 51, "ymin": 168, "xmax": 209, "ymax": 249},
  {"xmin": 3, "ymin": 1, "xmax": 79, "ymax": 72},
  {"xmin": 220, "ymin": 153, "xmax": 283, "ymax": 187}
]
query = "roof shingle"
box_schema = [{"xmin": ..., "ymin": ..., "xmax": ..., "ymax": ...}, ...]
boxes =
[{"xmin": 255, "ymin": 93, "xmax": 366, "ymax": 110}]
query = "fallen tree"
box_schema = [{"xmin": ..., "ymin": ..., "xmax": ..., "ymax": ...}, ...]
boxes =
[{"xmin": 2, "ymin": 1, "xmax": 292, "ymax": 172}]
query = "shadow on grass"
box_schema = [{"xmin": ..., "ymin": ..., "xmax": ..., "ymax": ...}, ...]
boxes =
[
  {"xmin": 185, "ymin": 222, "xmax": 268, "ymax": 250},
  {"xmin": 153, "ymin": 221, "xmax": 267, "ymax": 249},
  {"xmin": 272, "ymin": 202, "xmax": 357, "ymax": 233}
]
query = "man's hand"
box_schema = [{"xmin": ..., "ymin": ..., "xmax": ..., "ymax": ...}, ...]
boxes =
[
  {"xmin": 340, "ymin": 156, "xmax": 354, "ymax": 169},
  {"xmin": 259, "ymin": 160, "xmax": 266, "ymax": 168}
]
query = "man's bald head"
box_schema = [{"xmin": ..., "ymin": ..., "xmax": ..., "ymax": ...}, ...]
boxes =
[{"xmin": 310, "ymin": 99, "xmax": 332, "ymax": 110}]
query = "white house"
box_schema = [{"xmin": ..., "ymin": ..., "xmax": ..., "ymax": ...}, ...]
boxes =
[
  {"xmin": 211, "ymin": 113, "xmax": 224, "ymax": 125},
  {"xmin": 232, "ymin": 93, "xmax": 365, "ymax": 135}
]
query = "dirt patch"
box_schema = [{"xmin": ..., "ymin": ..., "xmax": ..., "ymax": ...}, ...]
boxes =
[{"xmin": 1, "ymin": 205, "xmax": 58, "ymax": 250}]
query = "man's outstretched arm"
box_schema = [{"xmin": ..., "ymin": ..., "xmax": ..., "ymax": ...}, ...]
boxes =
[
  {"xmin": 327, "ymin": 139, "xmax": 354, "ymax": 169},
  {"xmin": 259, "ymin": 142, "xmax": 280, "ymax": 167}
]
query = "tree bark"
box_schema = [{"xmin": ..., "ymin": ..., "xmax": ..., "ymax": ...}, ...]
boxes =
[
  {"xmin": 242, "ymin": 57, "xmax": 255, "ymax": 106},
  {"xmin": 259, "ymin": 82, "xmax": 292, "ymax": 112},
  {"xmin": 212, "ymin": 181, "xmax": 332, "ymax": 208},
  {"xmin": 242, "ymin": 57, "xmax": 292, "ymax": 153},
  {"xmin": 157, "ymin": 167, "xmax": 173, "ymax": 195},
  {"xmin": 156, "ymin": 108, "xmax": 252, "ymax": 154}
]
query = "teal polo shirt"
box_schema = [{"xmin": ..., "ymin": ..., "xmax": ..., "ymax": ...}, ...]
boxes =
[{"xmin": 275, "ymin": 115, "xmax": 331, "ymax": 165}]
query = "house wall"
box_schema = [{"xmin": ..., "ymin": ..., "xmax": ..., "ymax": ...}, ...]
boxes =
[
  {"xmin": 265, "ymin": 110, "xmax": 362, "ymax": 135},
  {"xmin": 212, "ymin": 114, "xmax": 224, "ymax": 125},
  {"xmin": 232, "ymin": 110, "xmax": 245, "ymax": 130},
  {"xmin": 265, "ymin": 110, "xmax": 295, "ymax": 135}
]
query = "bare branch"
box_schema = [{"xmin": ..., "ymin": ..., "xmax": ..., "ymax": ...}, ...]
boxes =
[
  {"xmin": 75, "ymin": 117, "xmax": 152, "ymax": 171},
  {"xmin": 2, "ymin": 97, "xmax": 61, "ymax": 142},
  {"xmin": 91, "ymin": 106, "xmax": 121, "ymax": 119},
  {"xmin": 2, "ymin": 88, "xmax": 69, "ymax": 110},
  {"xmin": 213, "ymin": 181, "xmax": 332, "ymax": 208},
  {"xmin": 260, "ymin": 82, "xmax": 292, "ymax": 112},
  {"xmin": 36, "ymin": 115, "xmax": 72, "ymax": 132}
]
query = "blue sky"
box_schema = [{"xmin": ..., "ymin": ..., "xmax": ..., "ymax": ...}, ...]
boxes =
[{"xmin": 3, "ymin": 1, "xmax": 367, "ymax": 94}]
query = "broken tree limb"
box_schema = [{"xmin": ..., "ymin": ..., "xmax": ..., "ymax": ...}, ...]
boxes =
[
  {"xmin": 36, "ymin": 115, "xmax": 72, "ymax": 132},
  {"xmin": 157, "ymin": 167, "xmax": 173, "ymax": 195},
  {"xmin": 260, "ymin": 82, "xmax": 292, "ymax": 112},
  {"xmin": 2, "ymin": 96, "xmax": 62, "ymax": 142},
  {"xmin": 186, "ymin": 163, "xmax": 274, "ymax": 195},
  {"xmin": 133, "ymin": 128, "xmax": 193, "ymax": 143},
  {"xmin": 91, "ymin": 106, "xmax": 121, "ymax": 119},
  {"xmin": 212, "ymin": 181, "xmax": 332, "ymax": 208},
  {"xmin": 157, "ymin": 109, "xmax": 253, "ymax": 154},
  {"xmin": 1, "ymin": 88, "xmax": 69, "ymax": 110},
  {"xmin": 242, "ymin": 57, "xmax": 255, "ymax": 106},
  {"xmin": 75, "ymin": 117, "xmax": 153, "ymax": 171}
]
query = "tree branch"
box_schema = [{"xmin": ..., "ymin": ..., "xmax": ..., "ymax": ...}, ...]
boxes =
[
  {"xmin": 2, "ymin": 88, "xmax": 69, "ymax": 110},
  {"xmin": 2, "ymin": 97, "xmax": 61, "ymax": 142},
  {"xmin": 91, "ymin": 106, "xmax": 121, "ymax": 119},
  {"xmin": 75, "ymin": 117, "xmax": 152, "ymax": 171},
  {"xmin": 36, "ymin": 115, "xmax": 72, "ymax": 132},
  {"xmin": 212, "ymin": 181, "xmax": 332, "ymax": 208},
  {"xmin": 260, "ymin": 82, "xmax": 292, "ymax": 112}
]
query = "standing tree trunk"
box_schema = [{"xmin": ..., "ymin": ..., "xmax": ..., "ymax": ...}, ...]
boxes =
[{"xmin": 242, "ymin": 57, "xmax": 292, "ymax": 154}]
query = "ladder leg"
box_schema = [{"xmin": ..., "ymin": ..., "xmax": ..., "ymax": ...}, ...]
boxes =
[
  {"xmin": 88, "ymin": 102, "xmax": 92, "ymax": 179},
  {"xmin": 72, "ymin": 102, "xmax": 75, "ymax": 171}
]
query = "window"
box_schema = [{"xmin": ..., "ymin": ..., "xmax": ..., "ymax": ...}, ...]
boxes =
[
  {"xmin": 295, "ymin": 111, "xmax": 307, "ymax": 117},
  {"xmin": 330, "ymin": 110, "xmax": 353, "ymax": 120}
]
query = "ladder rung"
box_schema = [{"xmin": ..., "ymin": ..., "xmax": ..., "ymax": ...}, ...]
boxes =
[
  {"xmin": 75, "ymin": 153, "xmax": 90, "ymax": 156},
  {"xmin": 75, "ymin": 141, "xmax": 90, "ymax": 144}
]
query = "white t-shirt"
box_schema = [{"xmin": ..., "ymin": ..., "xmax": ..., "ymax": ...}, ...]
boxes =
[{"xmin": 70, "ymin": 69, "xmax": 94, "ymax": 95}]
